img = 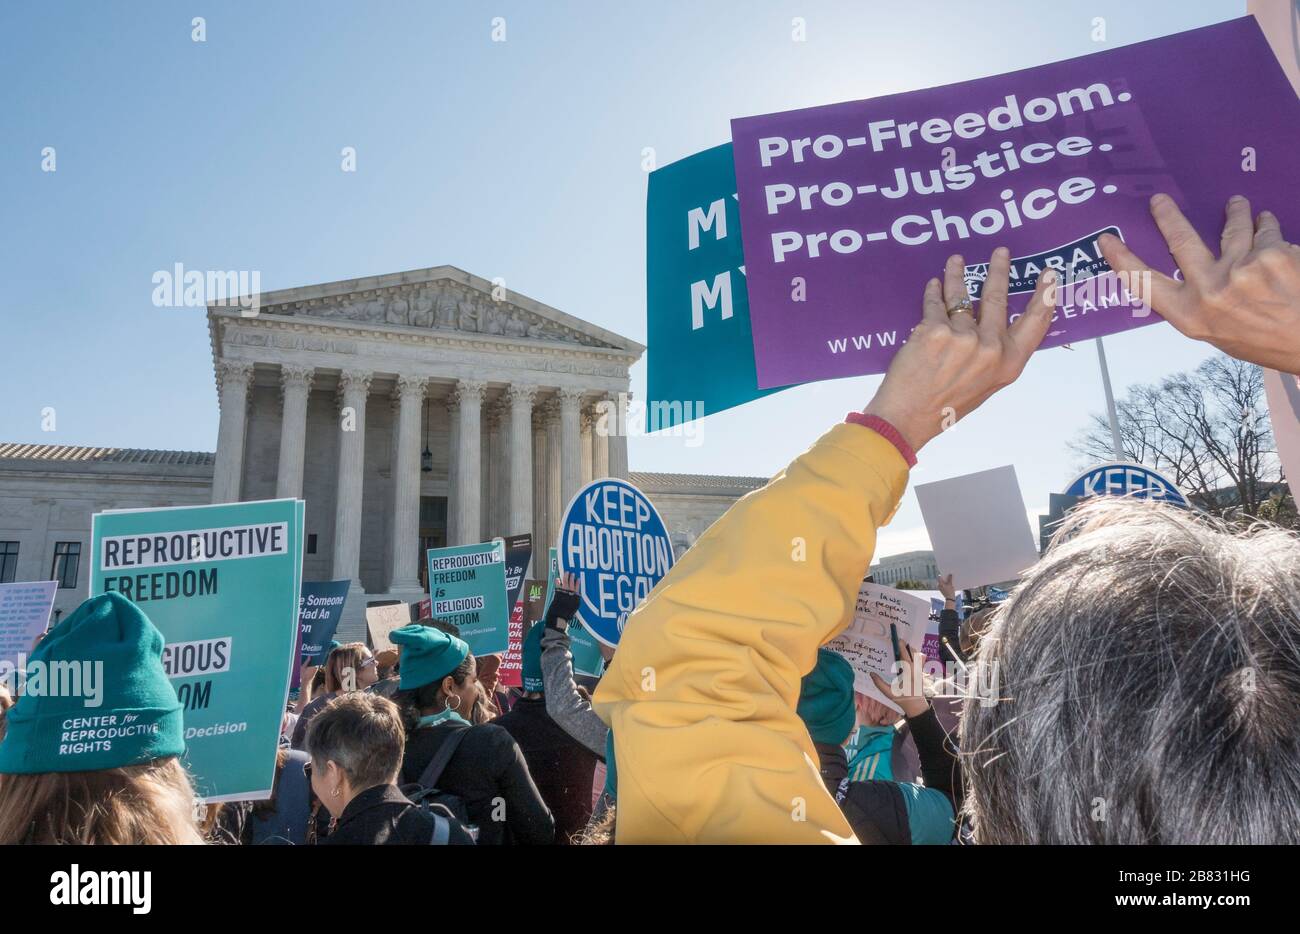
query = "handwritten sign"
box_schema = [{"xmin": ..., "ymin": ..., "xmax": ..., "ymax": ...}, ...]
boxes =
[
  {"xmin": 0, "ymin": 580, "xmax": 58, "ymax": 668},
  {"xmin": 365, "ymin": 602, "xmax": 411, "ymax": 654},
  {"xmin": 825, "ymin": 582, "xmax": 930, "ymax": 713}
]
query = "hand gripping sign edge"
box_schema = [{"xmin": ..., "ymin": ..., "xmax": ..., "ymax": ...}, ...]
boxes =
[{"xmin": 555, "ymin": 478, "xmax": 675, "ymax": 648}]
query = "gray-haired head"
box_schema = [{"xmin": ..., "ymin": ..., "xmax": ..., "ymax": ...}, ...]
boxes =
[
  {"xmin": 306, "ymin": 691, "xmax": 405, "ymax": 792},
  {"xmin": 960, "ymin": 497, "xmax": 1300, "ymax": 844}
]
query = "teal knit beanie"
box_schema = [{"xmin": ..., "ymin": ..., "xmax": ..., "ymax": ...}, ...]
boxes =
[
  {"xmin": 0, "ymin": 592, "xmax": 185, "ymax": 774},
  {"xmin": 521, "ymin": 622, "xmax": 545, "ymax": 693},
  {"xmin": 796, "ymin": 648, "xmax": 857, "ymax": 746},
  {"xmin": 390, "ymin": 624, "xmax": 469, "ymax": 690}
]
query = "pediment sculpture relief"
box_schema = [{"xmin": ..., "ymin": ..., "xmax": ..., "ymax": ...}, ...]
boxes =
[{"xmin": 265, "ymin": 282, "xmax": 608, "ymax": 348}]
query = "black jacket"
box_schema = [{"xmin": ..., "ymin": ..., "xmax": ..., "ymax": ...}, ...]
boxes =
[
  {"xmin": 814, "ymin": 740, "xmax": 849, "ymax": 793},
  {"xmin": 290, "ymin": 692, "xmax": 335, "ymax": 750},
  {"xmin": 495, "ymin": 697, "xmax": 599, "ymax": 844},
  {"xmin": 821, "ymin": 707, "xmax": 963, "ymax": 845},
  {"xmin": 401, "ymin": 721, "xmax": 555, "ymax": 845},
  {"xmin": 321, "ymin": 784, "xmax": 475, "ymax": 845},
  {"xmin": 938, "ymin": 608, "xmax": 964, "ymax": 664}
]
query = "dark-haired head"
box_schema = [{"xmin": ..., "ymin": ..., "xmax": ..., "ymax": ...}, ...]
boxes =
[{"xmin": 393, "ymin": 653, "xmax": 477, "ymax": 732}]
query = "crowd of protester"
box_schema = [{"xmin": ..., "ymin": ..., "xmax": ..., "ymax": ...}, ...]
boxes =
[{"xmin": 0, "ymin": 195, "xmax": 1297, "ymax": 844}]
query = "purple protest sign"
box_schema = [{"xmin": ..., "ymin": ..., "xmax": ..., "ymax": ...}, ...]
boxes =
[{"xmin": 730, "ymin": 17, "xmax": 1300, "ymax": 389}]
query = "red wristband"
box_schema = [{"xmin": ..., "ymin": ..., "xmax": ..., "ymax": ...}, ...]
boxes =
[{"xmin": 845, "ymin": 412, "xmax": 917, "ymax": 468}]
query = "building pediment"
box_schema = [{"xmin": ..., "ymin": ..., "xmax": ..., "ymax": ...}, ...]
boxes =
[{"xmin": 207, "ymin": 265, "xmax": 642, "ymax": 355}]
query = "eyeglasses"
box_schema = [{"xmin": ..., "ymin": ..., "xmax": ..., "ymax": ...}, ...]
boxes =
[{"xmin": 359, "ymin": 657, "xmax": 377, "ymax": 670}]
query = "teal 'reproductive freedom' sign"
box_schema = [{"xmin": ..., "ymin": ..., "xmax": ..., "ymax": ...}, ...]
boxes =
[
  {"xmin": 90, "ymin": 498, "xmax": 304, "ymax": 801},
  {"xmin": 646, "ymin": 142, "xmax": 788, "ymax": 427},
  {"xmin": 426, "ymin": 540, "xmax": 510, "ymax": 656}
]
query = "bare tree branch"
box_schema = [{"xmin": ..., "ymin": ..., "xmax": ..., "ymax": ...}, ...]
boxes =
[{"xmin": 1069, "ymin": 354, "xmax": 1283, "ymax": 519}]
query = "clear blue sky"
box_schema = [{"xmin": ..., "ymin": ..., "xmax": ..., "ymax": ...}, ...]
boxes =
[{"xmin": 0, "ymin": 0, "xmax": 1246, "ymax": 556}]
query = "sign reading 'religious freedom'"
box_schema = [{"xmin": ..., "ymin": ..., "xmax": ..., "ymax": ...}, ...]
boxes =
[
  {"xmin": 557, "ymin": 479, "xmax": 674, "ymax": 647},
  {"xmin": 426, "ymin": 540, "xmax": 510, "ymax": 656},
  {"xmin": 90, "ymin": 498, "xmax": 304, "ymax": 801},
  {"xmin": 729, "ymin": 18, "xmax": 1300, "ymax": 388}
]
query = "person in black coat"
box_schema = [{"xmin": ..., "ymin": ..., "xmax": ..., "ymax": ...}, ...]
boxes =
[
  {"xmin": 390, "ymin": 623, "xmax": 555, "ymax": 845},
  {"xmin": 494, "ymin": 619, "xmax": 599, "ymax": 844},
  {"xmin": 323, "ymin": 782, "xmax": 474, "ymax": 845},
  {"xmin": 305, "ymin": 691, "xmax": 474, "ymax": 845},
  {"xmin": 799, "ymin": 647, "xmax": 964, "ymax": 845}
]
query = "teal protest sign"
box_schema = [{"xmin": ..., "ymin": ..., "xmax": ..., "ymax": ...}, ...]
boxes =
[
  {"xmin": 647, "ymin": 142, "xmax": 788, "ymax": 427},
  {"xmin": 545, "ymin": 547, "xmax": 604, "ymax": 678},
  {"xmin": 426, "ymin": 540, "xmax": 510, "ymax": 656},
  {"xmin": 90, "ymin": 498, "xmax": 303, "ymax": 801}
]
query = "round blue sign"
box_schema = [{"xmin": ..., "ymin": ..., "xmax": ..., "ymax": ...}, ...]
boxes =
[
  {"xmin": 1065, "ymin": 462, "xmax": 1189, "ymax": 507},
  {"xmin": 556, "ymin": 478, "xmax": 675, "ymax": 647}
]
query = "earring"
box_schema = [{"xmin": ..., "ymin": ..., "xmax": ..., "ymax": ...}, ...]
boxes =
[{"xmin": 445, "ymin": 693, "xmax": 460, "ymax": 711}]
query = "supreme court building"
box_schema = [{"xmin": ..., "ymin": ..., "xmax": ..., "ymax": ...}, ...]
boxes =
[{"xmin": 0, "ymin": 266, "xmax": 767, "ymax": 636}]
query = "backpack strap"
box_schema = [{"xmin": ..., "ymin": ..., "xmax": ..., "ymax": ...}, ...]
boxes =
[
  {"xmin": 430, "ymin": 813, "xmax": 451, "ymax": 846},
  {"xmin": 418, "ymin": 723, "xmax": 471, "ymax": 791}
]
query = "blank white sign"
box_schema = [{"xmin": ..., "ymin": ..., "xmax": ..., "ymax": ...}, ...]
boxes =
[{"xmin": 914, "ymin": 465, "xmax": 1039, "ymax": 591}]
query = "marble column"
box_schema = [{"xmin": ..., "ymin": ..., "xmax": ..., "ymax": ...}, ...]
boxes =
[
  {"xmin": 506, "ymin": 384, "xmax": 536, "ymax": 572},
  {"xmin": 332, "ymin": 370, "xmax": 372, "ymax": 593},
  {"xmin": 592, "ymin": 394, "xmax": 611, "ymax": 479},
  {"xmin": 608, "ymin": 391, "xmax": 630, "ymax": 479},
  {"xmin": 532, "ymin": 415, "xmax": 548, "ymax": 565},
  {"xmin": 388, "ymin": 375, "xmax": 426, "ymax": 596},
  {"xmin": 211, "ymin": 360, "xmax": 254, "ymax": 503},
  {"xmin": 580, "ymin": 410, "xmax": 594, "ymax": 485},
  {"xmin": 495, "ymin": 400, "xmax": 512, "ymax": 537},
  {"xmin": 453, "ymin": 379, "xmax": 486, "ymax": 545},
  {"xmin": 275, "ymin": 365, "xmax": 314, "ymax": 500},
  {"xmin": 445, "ymin": 392, "xmax": 459, "ymax": 546},
  {"xmin": 483, "ymin": 401, "xmax": 504, "ymax": 541},
  {"xmin": 543, "ymin": 399, "xmax": 563, "ymax": 551},
  {"xmin": 558, "ymin": 388, "xmax": 584, "ymax": 513}
]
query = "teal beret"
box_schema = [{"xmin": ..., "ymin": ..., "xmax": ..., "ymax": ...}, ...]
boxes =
[
  {"xmin": 796, "ymin": 648, "xmax": 857, "ymax": 746},
  {"xmin": 521, "ymin": 622, "xmax": 545, "ymax": 693},
  {"xmin": 0, "ymin": 592, "xmax": 185, "ymax": 775},
  {"xmin": 391, "ymin": 624, "xmax": 469, "ymax": 690}
]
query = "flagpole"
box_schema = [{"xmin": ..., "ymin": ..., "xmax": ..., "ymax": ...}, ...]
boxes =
[{"xmin": 1094, "ymin": 337, "xmax": 1124, "ymax": 461}]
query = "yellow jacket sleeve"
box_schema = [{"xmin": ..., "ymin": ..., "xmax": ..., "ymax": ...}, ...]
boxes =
[{"xmin": 592, "ymin": 422, "xmax": 910, "ymax": 843}]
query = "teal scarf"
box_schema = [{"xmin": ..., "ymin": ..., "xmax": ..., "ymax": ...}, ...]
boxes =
[{"xmin": 418, "ymin": 708, "xmax": 470, "ymax": 728}]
